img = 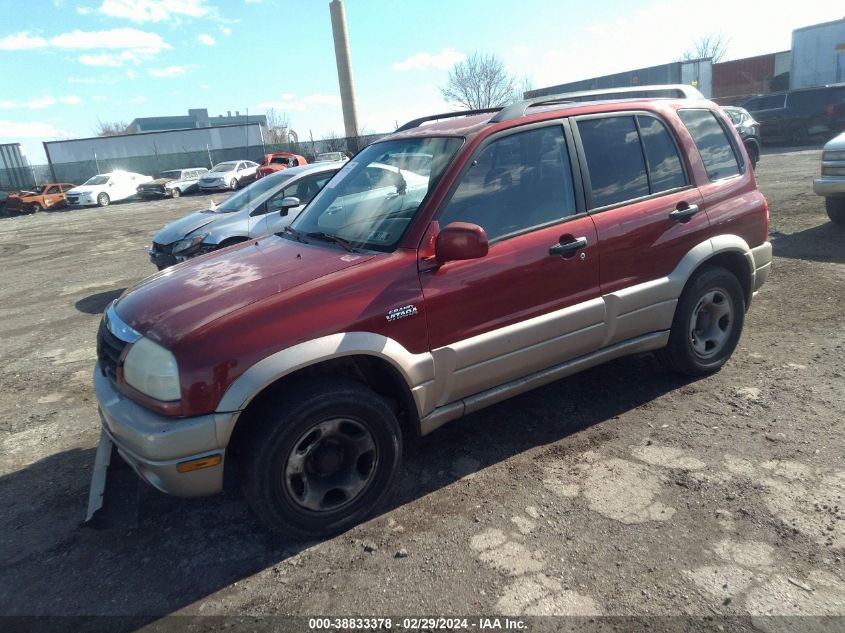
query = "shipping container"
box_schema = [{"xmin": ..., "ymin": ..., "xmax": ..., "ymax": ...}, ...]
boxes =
[
  {"xmin": 791, "ymin": 18, "xmax": 845, "ymax": 89},
  {"xmin": 0, "ymin": 143, "xmax": 36, "ymax": 193}
]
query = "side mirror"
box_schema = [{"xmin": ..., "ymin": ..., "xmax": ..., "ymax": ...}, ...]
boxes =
[
  {"xmin": 435, "ymin": 222, "xmax": 488, "ymax": 264},
  {"xmin": 279, "ymin": 196, "xmax": 300, "ymax": 216}
]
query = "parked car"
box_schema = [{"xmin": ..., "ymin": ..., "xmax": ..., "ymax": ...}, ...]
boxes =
[
  {"xmin": 315, "ymin": 151, "xmax": 349, "ymax": 163},
  {"xmin": 66, "ymin": 171, "xmax": 151, "ymax": 207},
  {"xmin": 4, "ymin": 183, "xmax": 76, "ymax": 214},
  {"xmin": 813, "ymin": 131, "xmax": 845, "ymax": 224},
  {"xmin": 722, "ymin": 106, "xmax": 761, "ymax": 169},
  {"xmin": 198, "ymin": 160, "xmax": 259, "ymax": 191},
  {"xmin": 136, "ymin": 168, "xmax": 208, "ymax": 199},
  {"xmin": 88, "ymin": 92, "xmax": 771, "ymax": 538},
  {"xmin": 149, "ymin": 163, "xmax": 340, "ymax": 269},
  {"xmin": 743, "ymin": 84, "xmax": 845, "ymax": 145},
  {"xmin": 256, "ymin": 153, "xmax": 308, "ymax": 179}
]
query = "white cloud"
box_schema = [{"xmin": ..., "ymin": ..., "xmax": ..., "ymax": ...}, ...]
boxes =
[
  {"xmin": 1, "ymin": 28, "xmax": 170, "ymax": 68},
  {"xmin": 197, "ymin": 33, "xmax": 215, "ymax": 46},
  {"xmin": 220, "ymin": 26, "xmax": 232, "ymax": 36},
  {"xmin": 90, "ymin": 0, "xmax": 210, "ymax": 23},
  {"xmin": 392, "ymin": 48, "xmax": 466, "ymax": 72},
  {"xmin": 0, "ymin": 32, "xmax": 48, "ymax": 50},
  {"xmin": 125, "ymin": 69, "xmax": 138, "ymax": 79},
  {"xmin": 148, "ymin": 64, "xmax": 190, "ymax": 77},
  {"xmin": 92, "ymin": 95, "xmax": 108, "ymax": 102},
  {"xmin": 257, "ymin": 94, "xmax": 341, "ymax": 112},
  {"xmin": 0, "ymin": 120, "xmax": 72, "ymax": 139},
  {"xmin": 0, "ymin": 95, "xmax": 83, "ymax": 108},
  {"xmin": 130, "ymin": 95, "xmax": 148, "ymax": 103},
  {"xmin": 67, "ymin": 75, "xmax": 100, "ymax": 84}
]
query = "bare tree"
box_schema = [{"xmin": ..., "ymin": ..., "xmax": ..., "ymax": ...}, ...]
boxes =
[
  {"xmin": 441, "ymin": 52, "xmax": 517, "ymax": 109},
  {"xmin": 516, "ymin": 74, "xmax": 535, "ymax": 100},
  {"xmin": 321, "ymin": 131, "xmax": 346, "ymax": 153},
  {"xmin": 264, "ymin": 108, "xmax": 292, "ymax": 145},
  {"xmin": 94, "ymin": 119, "xmax": 130, "ymax": 136},
  {"xmin": 682, "ymin": 34, "xmax": 728, "ymax": 63}
]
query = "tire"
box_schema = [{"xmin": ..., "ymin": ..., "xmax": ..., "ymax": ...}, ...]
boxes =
[
  {"xmin": 745, "ymin": 142, "xmax": 758, "ymax": 170},
  {"xmin": 657, "ymin": 265, "xmax": 745, "ymax": 376},
  {"xmin": 229, "ymin": 178, "xmax": 238, "ymax": 191},
  {"xmin": 97, "ymin": 193, "xmax": 110, "ymax": 207},
  {"xmin": 826, "ymin": 198, "xmax": 845, "ymax": 225},
  {"xmin": 217, "ymin": 237, "xmax": 248, "ymax": 250},
  {"xmin": 170, "ymin": 188, "xmax": 181, "ymax": 199},
  {"xmin": 28, "ymin": 202, "xmax": 42, "ymax": 214},
  {"xmin": 240, "ymin": 378, "xmax": 402, "ymax": 538}
]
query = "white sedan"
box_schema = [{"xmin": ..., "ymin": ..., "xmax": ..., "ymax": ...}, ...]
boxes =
[
  {"xmin": 66, "ymin": 171, "xmax": 152, "ymax": 207},
  {"xmin": 198, "ymin": 160, "xmax": 259, "ymax": 191}
]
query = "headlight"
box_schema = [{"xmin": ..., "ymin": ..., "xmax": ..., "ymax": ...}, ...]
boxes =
[
  {"xmin": 123, "ymin": 337, "xmax": 180, "ymax": 401},
  {"xmin": 172, "ymin": 233, "xmax": 209, "ymax": 254}
]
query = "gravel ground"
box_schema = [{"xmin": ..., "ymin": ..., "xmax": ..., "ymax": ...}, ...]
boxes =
[{"xmin": 0, "ymin": 150, "xmax": 843, "ymax": 629}]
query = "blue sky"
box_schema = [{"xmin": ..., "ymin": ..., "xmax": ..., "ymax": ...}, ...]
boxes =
[{"xmin": 1, "ymin": 0, "xmax": 842, "ymax": 164}]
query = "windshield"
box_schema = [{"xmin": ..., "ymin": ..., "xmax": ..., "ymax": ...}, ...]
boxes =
[
  {"xmin": 211, "ymin": 162, "xmax": 238, "ymax": 172},
  {"xmin": 160, "ymin": 170, "xmax": 182, "ymax": 179},
  {"xmin": 289, "ymin": 137, "xmax": 462, "ymax": 252},
  {"xmin": 210, "ymin": 172, "xmax": 295, "ymax": 213},
  {"xmin": 84, "ymin": 175, "xmax": 110, "ymax": 185},
  {"xmin": 23, "ymin": 185, "xmax": 46, "ymax": 195},
  {"xmin": 724, "ymin": 108, "xmax": 742, "ymax": 125},
  {"xmin": 317, "ymin": 152, "xmax": 343, "ymax": 162}
]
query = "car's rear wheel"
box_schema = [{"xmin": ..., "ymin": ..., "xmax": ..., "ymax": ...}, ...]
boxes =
[
  {"xmin": 657, "ymin": 266, "xmax": 745, "ymax": 376},
  {"xmin": 229, "ymin": 178, "xmax": 238, "ymax": 190},
  {"xmin": 826, "ymin": 198, "xmax": 845, "ymax": 225},
  {"xmin": 239, "ymin": 378, "xmax": 402, "ymax": 538},
  {"xmin": 97, "ymin": 193, "xmax": 110, "ymax": 207}
]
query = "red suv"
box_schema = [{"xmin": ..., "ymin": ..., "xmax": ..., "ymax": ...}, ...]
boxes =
[{"xmin": 88, "ymin": 90, "xmax": 772, "ymax": 537}]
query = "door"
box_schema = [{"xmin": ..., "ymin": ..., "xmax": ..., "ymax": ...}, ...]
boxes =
[
  {"xmin": 420, "ymin": 123, "xmax": 602, "ymax": 405},
  {"xmin": 574, "ymin": 112, "xmax": 709, "ymax": 345},
  {"xmin": 44, "ymin": 185, "xmax": 61, "ymax": 207},
  {"xmin": 257, "ymin": 171, "xmax": 337, "ymax": 236}
]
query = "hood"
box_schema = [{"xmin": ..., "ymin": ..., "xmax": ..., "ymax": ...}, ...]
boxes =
[
  {"xmin": 144, "ymin": 177, "xmax": 175, "ymax": 186},
  {"xmin": 115, "ymin": 236, "xmax": 374, "ymax": 346},
  {"xmin": 152, "ymin": 210, "xmax": 219, "ymax": 244},
  {"xmin": 823, "ymin": 131, "xmax": 845, "ymax": 151},
  {"xmin": 201, "ymin": 171, "xmax": 231, "ymax": 180},
  {"xmin": 67, "ymin": 185, "xmax": 100, "ymax": 195}
]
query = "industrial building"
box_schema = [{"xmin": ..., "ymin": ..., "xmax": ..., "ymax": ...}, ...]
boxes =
[
  {"xmin": 0, "ymin": 143, "xmax": 35, "ymax": 192},
  {"xmin": 529, "ymin": 17, "xmax": 845, "ymax": 105},
  {"xmin": 43, "ymin": 123, "xmax": 266, "ymax": 184},
  {"xmin": 126, "ymin": 108, "xmax": 268, "ymax": 134}
]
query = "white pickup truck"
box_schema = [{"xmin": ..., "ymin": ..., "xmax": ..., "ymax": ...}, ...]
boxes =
[{"xmin": 814, "ymin": 131, "xmax": 845, "ymax": 224}]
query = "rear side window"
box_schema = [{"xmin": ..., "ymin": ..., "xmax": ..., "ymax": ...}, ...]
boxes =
[
  {"xmin": 438, "ymin": 125, "xmax": 578, "ymax": 241},
  {"xmin": 577, "ymin": 116, "xmax": 649, "ymax": 207},
  {"xmin": 636, "ymin": 116, "xmax": 687, "ymax": 193},
  {"xmin": 678, "ymin": 109, "xmax": 741, "ymax": 181}
]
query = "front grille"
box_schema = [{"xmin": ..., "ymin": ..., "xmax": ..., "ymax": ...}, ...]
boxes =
[
  {"xmin": 151, "ymin": 241, "xmax": 173, "ymax": 254},
  {"xmin": 67, "ymin": 196, "xmax": 79, "ymax": 204},
  {"xmin": 97, "ymin": 319, "xmax": 128, "ymax": 383}
]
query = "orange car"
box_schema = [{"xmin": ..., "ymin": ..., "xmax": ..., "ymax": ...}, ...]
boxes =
[
  {"xmin": 5, "ymin": 183, "xmax": 76, "ymax": 214},
  {"xmin": 255, "ymin": 152, "xmax": 307, "ymax": 178}
]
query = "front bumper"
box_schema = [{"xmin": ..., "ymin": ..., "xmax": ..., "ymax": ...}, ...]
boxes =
[
  {"xmin": 93, "ymin": 365, "xmax": 236, "ymax": 497},
  {"xmin": 813, "ymin": 177, "xmax": 845, "ymax": 198},
  {"xmin": 751, "ymin": 241, "xmax": 772, "ymax": 294}
]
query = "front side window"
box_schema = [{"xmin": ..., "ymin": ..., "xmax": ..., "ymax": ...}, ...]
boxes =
[
  {"xmin": 577, "ymin": 116, "xmax": 649, "ymax": 208},
  {"xmin": 678, "ymin": 109, "xmax": 741, "ymax": 181},
  {"xmin": 291, "ymin": 137, "xmax": 462, "ymax": 251},
  {"xmin": 438, "ymin": 125, "xmax": 577, "ymax": 241}
]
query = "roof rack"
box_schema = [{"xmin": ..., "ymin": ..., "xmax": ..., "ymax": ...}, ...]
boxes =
[
  {"xmin": 492, "ymin": 84, "xmax": 705, "ymax": 123},
  {"xmin": 395, "ymin": 107, "xmax": 502, "ymax": 132}
]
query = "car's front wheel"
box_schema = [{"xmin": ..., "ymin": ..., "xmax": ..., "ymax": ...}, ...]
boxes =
[
  {"xmin": 240, "ymin": 378, "xmax": 402, "ymax": 538},
  {"xmin": 170, "ymin": 188, "xmax": 181, "ymax": 198},
  {"xmin": 28, "ymin": 202, "xmax": 42, "ymax": 214},
  {"xmin": 657, "ymin": 266, "xmax": 745, "ymax": 376},
  {"xmin": 826, "ymin": 198, "xmax": 845, "ymax": 225},
  {"xmin": 97, "ymin": 193, "xmax": 110, "ymax": 207}
]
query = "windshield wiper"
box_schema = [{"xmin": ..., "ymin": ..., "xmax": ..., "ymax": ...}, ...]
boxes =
[
  {"xmin": 279, "ymin": 225, "xmax": 306, "ymax": 243},
  {"xmin": 306, "ymin": 231, "xmax": 357, "ymax": 252}
]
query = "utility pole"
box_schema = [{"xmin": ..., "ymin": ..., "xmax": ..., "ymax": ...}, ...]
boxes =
[{"xmin": 329, "ymin": 0, "xmax": 360, "ymax": 154}]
